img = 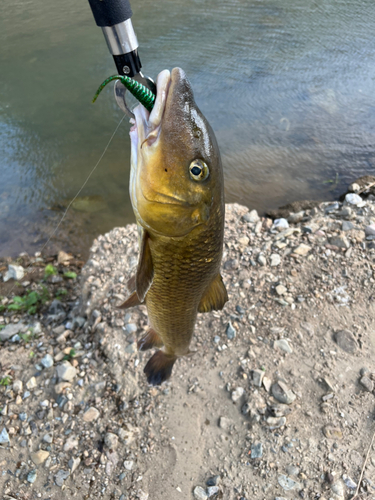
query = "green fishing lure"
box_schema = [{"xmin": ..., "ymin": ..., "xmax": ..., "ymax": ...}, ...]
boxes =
[{"xmin": 93, "ymin": 75, "xmax": 155, "ymax": 112}]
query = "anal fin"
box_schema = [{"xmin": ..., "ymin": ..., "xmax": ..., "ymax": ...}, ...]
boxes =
[
  {"xmin": 198, "ymin": 274, "xmax": 228, "ymax": 313},
  {"xmin": 137, "ymin": 328, "xmax": 164, "ymax": 351},
  {"xmin": 144, "ymin": 350, "xmax": 177, "ymax": 386},
  {"xmin": 118, "ymin": 290, "xmax": 141, "ymax": 309}
]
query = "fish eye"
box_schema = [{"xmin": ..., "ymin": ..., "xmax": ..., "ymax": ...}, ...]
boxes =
[{"xmin": 189, "ymin": 160, "xmax": 209, "ymax": 181}]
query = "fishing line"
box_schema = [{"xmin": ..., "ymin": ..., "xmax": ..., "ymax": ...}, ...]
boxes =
[{"xmin": 9, "ymin": 114, "xmax": 126, "ymax": 293}]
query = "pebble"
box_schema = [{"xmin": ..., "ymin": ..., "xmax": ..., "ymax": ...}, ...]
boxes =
[
  {"xmin": 257, "ymin": 253, "xmax": 267, "ymax": 266},
  {"xmin": 41, "ymin": 354, "xmax": 54, "ymax": 368},
  {"xmin": 56, "ymin": 361, "xmax": 77, "ymax": 381},
  {"xmin": 43, "ymin": 433, "xmax": 53, "ymax": 443},
  {"xmin": 54, "ymin": 381, "xmax": 72, "ymax": 394},
  {"xmin": 0, "ymin": 323, "xmax": 25, "ymax": 341},
  {"xmin": 243, "ymin": 210, "xmax": 260, "ymax": 223},
  {"xmin": 68, "ymin": 457, "xmax": 81, "ymax": 473},
  {"xmin": 286, "ymin": 465, "xmax": 300, "ymax": 476},
  {"xmin": 323, "ymin": 425, "xmax": 343, "ymax": 440},
  {"xmin": 124, "ymin": 460, "xmax": 134, "ymax": 470},
  {"xmin": 266, "ymin": 416, "xmax": 286, "ymax": 429},
  {"xmin": 218, "ymin": 417, "xmax": 231, "ymax": 430},
  {"xmin": 31, "ymin": 450, "xmax": 50, "ymax": 465},
  {"xmin": 252, "ymin": 369, "xmax": 265, "ymax": 387},
  {"xmin": 63, "ymin": 436, "xmax": 79, "ymax": 451},
  {"xmin": 0, "ymin": 427, "xmax": 10, "ymax": 444},
  {"xmin": 250, "ymin": 442, "xmax": 263, "ymax": 458},
  {"xmin": 365, "ymin": 224, "xmax": 375, "ymax": 235},
  {"xmin": 329, "ymin": 235, "xmax": 350, "ymax": 249},
  {"xmin": 345, "ymin": 193, "xmax": 364, "ymax": 206},
  {"xmin": 206, "ymin": 476, "xmax": 220, "ymax": 487},
  {"xmin": 3, "ymin": 264, "xmax": 25, "ymax": 282},
  {"xmin": 271, "ymin": 382, "xmax": 296, "ymax": 404},
  {"xmin": 207, "ymin": 486, "xmax": 219, "ymax": 497},
  {"xmin": 325, "ymin": 202, "xmax": 339, "ymax": 213},
  {"xmin": 277, "ymin": 475, "xmax": 301, "ymax": 491},
  {"xmin": 126, "ymin": 323, "xmax": 137, "ymax": 334},
  {"xmin": 331, "ymin": 481, "xmax": 344, "ymax": 496},
  {"xmin": 13, "ymin": 380, "xmax": 23, "ymax": 394},
  {"xmin": 359, "ymin": 375, "xmax": 374, "ymax": 392},
  {"xmin": 27, "ymin": 470, "xmax": 37, "ymax": 483},
  {"xmin": 231, "ymin": 387, "xmax": 244, "ymax": 402},
  {"xmin": 275, "ymin": 285, "xmax": 287, "ymax": 295},
  {"xmin": 288, "ymin": 211, "xmax": 304, "ymax": 223},
  {"xmin": 55, "ymin": 469, "xmax": 70, "ymax": 487},
  {"xmin": 342, "ymin": 475, "xmax": 357, "ymax": 489},
  {"xmin": 226, "ymin": 321, "xmax": 236, "ymax": 340},
  {"xmin": 274, "ymin": 339, "xmax": 293, "ymax": 354},
  {"xmin": 342, "ymin": 220, "xmax": 354, "ymax": 231},
  {"xmin": 334, "ymin": 330, "xmax": 358, "ymax": 354},
  {"xmin": 193, "ymin": 486, "xmax": 208, "ymax": 500},
  {"xmin": 270, "ymin": 254, "xmax": 281, "ymax": 267},
  {"xmin": 273, "ymin": 218, "xmax": 289, "ymax": 230},
  {"xmin": 83, "ymin": 407, "xmax": 100, "ymax": 422},
  {"xmin": 293, "ymin": 243, "xmax": 311, "ymax": 256},
  {"xmin": 104, "ymin": 432, "xmax": 119, "ymax": 450},
  {"xmin": 263, "ymin": 376, "xmax": 272, "ymax": 392}
]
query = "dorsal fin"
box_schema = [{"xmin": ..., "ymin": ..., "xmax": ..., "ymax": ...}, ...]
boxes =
[
  {"xmin": 198, "ymin": 274, "xmax": 228, "ymax": 313},
  {"xmin": 136, "ymin": 229, "xmax": 154, "ymax": 302}
]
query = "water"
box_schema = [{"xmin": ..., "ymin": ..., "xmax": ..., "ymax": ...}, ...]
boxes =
[{"xmin": 1, "ymin": 0, "xmax": 375, "ymax": 257}]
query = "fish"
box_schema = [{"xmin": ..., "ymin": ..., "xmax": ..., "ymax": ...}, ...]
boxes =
[{"xmin": 120, "ymin": 67, "xmax": 228, "ymax": 386}]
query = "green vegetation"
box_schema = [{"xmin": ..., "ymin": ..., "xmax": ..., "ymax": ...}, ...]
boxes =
[
  {"xmin": 0, "ymin": 376, "xmax": 11, "ymax": 386},
  {"xmin": 55, "ymin": 288, "xmax": 68, "ymax": 297},
  {"xmin": 0, "ymin": 286, "xmax": 49, "ymax": 315},
  {"xmin": 63, "ymin": 271, "xmax": 77, "ymax": 279},
  {"xmin": 44, "ymin": 264, "xmax": 58, "ymax": 278},
  {"xmin": 63, "ymin": 348, "xmax": 76, "ymax": 361}
]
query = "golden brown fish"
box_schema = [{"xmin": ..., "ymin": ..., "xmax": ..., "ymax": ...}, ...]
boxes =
[{"xmin": 120, "ymin": 67, "xmax": 228, "ymax": 385}]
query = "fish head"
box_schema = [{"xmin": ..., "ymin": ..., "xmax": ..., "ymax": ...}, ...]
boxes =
[{"xmin": 129, "ymin": 67, "xmax": 223, "ymax": 237}]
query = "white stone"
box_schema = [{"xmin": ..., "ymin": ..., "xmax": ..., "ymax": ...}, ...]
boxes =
[
  {"xmin": 231, "ymin": 387, "xmax": 244, "ymax": 402},
  {"xmin": 13, "ymin": 380, "xmax": 23, "ymax": 394},
  {"xmin": 193, "ymin": 486, "xmax": 208, "ymax": 500},
  {"xmin": 275, "ymin": 285, "xmax": 287, "ymax": 296},
  {"xmin": 270, "ymin": 254, "xmax": 281, "ymax": 267},
  {"xmin": 3, "ymin": 264, "xmax": 25, "ymax": 282},
  {"xmin": 274, "ymin": 339, "xmax": 293, "ymax": 354},
  {"xmin": 26, "ymin": 377, "xmax": 37, "ymax": 390},
  {"xmin": 31, "ymin": 450, "xmax": 50, "ymax": 465},
  {"xmin": 273, "ymin": 218, "xmax": 289, "ymax": 230},
  {"xmin": 124, "ymin": 460, "xmax": 134, "ymax": 470},
  {"xmin": 56, "ymin": 361, "xmax": 77, "ymax": 382},
  {"xmin": 345, "ymin": 193, "xmax": 365, "ymax": 206},
  {"xmin": 83, "ymin": 407, "xmax": 100, "ymax": 422},
  {"xmin": 293, "ymin": 244, "xmax": 311, "ymax": 256}
]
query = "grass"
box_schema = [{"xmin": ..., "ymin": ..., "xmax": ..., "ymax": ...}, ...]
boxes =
[
  {"xmin": 0, "ymin": 286, "xmax": 49, "ymax": 315},
  {"xmin": 63, "ymin": 271, "xmax": 77, "ymax": 279},
  {"xmin": 63, "ymin": 348, "xmax": 76, "ymax": 361},
  {"xmin": 44, "ymin": 264, "xmax": 58, "ymax": 278},
  {"xmin": 0, "ymin": 376, "xmax": 11, "ymax": 386}
]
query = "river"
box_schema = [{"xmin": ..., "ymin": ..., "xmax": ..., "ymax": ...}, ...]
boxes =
[{"xmin": 1, "ymin": 0, "xmax": 375, "ymax": 257}]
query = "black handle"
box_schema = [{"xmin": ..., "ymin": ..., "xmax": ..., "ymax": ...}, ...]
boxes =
[{"xmin": 88, "ymin": 0, "xmax": 132, "ymax": 27}]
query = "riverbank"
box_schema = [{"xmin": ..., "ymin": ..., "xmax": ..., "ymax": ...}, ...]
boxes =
[{"xmin": 1, "ymin": 179, "xmax": 375, "ymax": 500}]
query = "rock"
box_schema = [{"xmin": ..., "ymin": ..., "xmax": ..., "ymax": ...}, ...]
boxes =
[
  {"xmin": 238, "ymin": 236, "xmax": 250, "ymax": 248},
  {"xmin": 288, "ymin": 211, "xmax": 304, "ymax": 223},
  {"xmin": 193, "ymin": 486, "xmax": 208, "ymax": 500},
  {"xmin": 270, "ymin": 254, "xmax": 281, "ymax": 267},
  {"xmin": 56, "ymin": 361, "xmax": 77, "ymax": 382},
  {"xmin": 218, "ymin": 417, "xmax": 231, "ymax": 430},
  {"xmin": 334, "ymin": 330, "xmax": 358, "ymax": 354},
  {"xmin": 41, "ymin": 354, "xmax": 54, "ymax": 368},
  {"xmin": 323, "ymin": 426, "xmax": 343, "ymax": 440},
  {"xmin": 58, "ymin": 251, "xmax": 73, "ymax": 264},
  {"xmin": 27, "ymin": 470, "xmax": 37, "ymax": 483},
  {"xmin": 273, "ymin": 219, "xmax": 289, "ymax": 231},
  {"xmin": 342, "ymin": 475, "xmax": 357, "ymax": 489},
  {"xmin": 55, "ymin": 469, "xmax": 70, "ymax": 487},
  {"xmin": 275, "ymin": 284, "xmax": 287, "ymax": 295},
  {"xmin": 325, "ymin": 202, "xmax": 339, "ymax": 213},
  {"xmin": 43, "ymin": 434, "xmax": 53, "ymax": 443},
  {"xmin": 83, "ymin": 407, "xmax": 100, "ymax": 422},
  {"xmin": 252, "ymin": 369, "xmax": 265, "ymax": 387},
  {"xmin": 243, "ymin": 210, "xmax": 260, "ymax": 223},
  {"xmin": 68, "ymin": 457, "xmax": 81, "ymax": 473},
  {"xmin": 257, "ymin": 254, "xmax": 267, "ymax": 266},
  {"xmin": 0, "ymin": 427, "xmax": 10, "ymax": 444},
  {"xmin": 54, "ymin": 382, "xmax": 72, "ymax": 394},
  {"xmin": 31, "ymin": 450, "xmax": 50, "ymax": 465},
  {"xmin": 206, "ymin": 476, "xmax": 220, "ymax": 487},
  {"xmin": 226, "ymin": 322, "xmax": 236, "ymax": 340},
  {"xmin": 342, "ymin": 220, "xmax": 354, "ymax": 231},
  {"xmin": 277, "ymin": 475, "xmax": 301, "ymax": 491},
  {"xmin": 48, "ymin": 299, "xmax": 65, "ymax": 315},
  {"xmin": 26, "ymin": 377, "xmax": 37, "ymax": 390},
  {"xmin": 104, "ymin": 432, "xmax": 119, "ymax": 450},
  {"xmin": 286, "ymin": 465, "xmax": 300, "ymax": 476},
  {"xmin": 207, "ymin": 486, "xmax": 219, "ymax": 497},
  {"xmin": 331, "ymin": 481, "xmax": 344, "ymax": 497},
  {"xmin": 124, "ymin": 460, "xmax": 134, "ymax": 471},
  {"xmin": 231, "ymin": 387, "xmax": 244, "ymax": 402},
  {"xmin": 359, "ymin": 375, "xmax": 374, "ymax": 392},
  {"xmin": 125, "ymin": 323, "xmax": 137, "ymax": 334},
  {"xmin": 365, "ymin": 224, "xmax": 375, "ymax": 236},
  {"xmin": 3, "ymin": 264, "xmax": 25, "ymax": 282},
  {"xmin": 274, "ymin": 339, "xmax": 293, "ymax": 354},
  {"xmin": 271, "ymin": 382, "xmax": 296, "ymax": 404},
  {"xmin": 12, "ymin": 380, "xmax": 23, "ymax": 394},
  {"xmin": 266, "ymin": 416, "xmax": 286, "ymax": 429},
  {"xmin": 329, "ymin": 235, "xmax": 350, "ymax": 249},
  {"xmin": 63, "ymin": 436, "xmax": 78, "ymax": 451},
  {"xmin": 263, "ymin": 376, "xmax": 272, "ymax": 392},
  {"xmin": 250, "ymin": 442, "xmax": 263, "ymax": 458},
  {"xmin": 345, "ymin": 193, "xmax": 365, "ymax": 206},
  {"xmin": 0, "ymin": 323, "xmax": 25, "ymax": 341},
  {"xmin": 293, "ymin": 244, "xmax": 311, "ymax": 256}
]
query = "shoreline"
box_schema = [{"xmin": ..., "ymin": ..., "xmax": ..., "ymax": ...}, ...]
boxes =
[{"xmin": 1, "ymin": 177, "xmax": 375, "ymax": 499}]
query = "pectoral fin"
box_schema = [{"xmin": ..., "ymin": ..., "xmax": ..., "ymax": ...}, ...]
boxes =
[
  {"xmin": 118, "ymin": 290, "xmax": 141, "ymax": 309},
  {"xmin": 198, "ymin": 274, "xmax": 228, "ymax": 313},
  {"xmin": 144, "ymin": 350, "xmax": 177, "ymax": 386},
  {"xmin": 136, "ymin": 229, "xmax": 154, "ymax": 302},
  {"xmin": 137, "ymin": 328, "xmax": 164, "ymax": 351}
]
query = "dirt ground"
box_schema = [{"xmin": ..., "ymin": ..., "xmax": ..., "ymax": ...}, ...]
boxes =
[{"xmin": 1, "ymin": 190, "xmax": 375, "ymax": 500}]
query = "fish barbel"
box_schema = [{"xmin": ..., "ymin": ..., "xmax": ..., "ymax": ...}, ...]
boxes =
[{"xmin": 120, "ymin": 67, "xmax": 228, "ymax": 385}]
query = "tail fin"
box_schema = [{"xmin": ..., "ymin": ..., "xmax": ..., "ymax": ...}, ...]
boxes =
[{"xmin": 144, "ymin": 351, "xmax": 177, "ymax": 386}]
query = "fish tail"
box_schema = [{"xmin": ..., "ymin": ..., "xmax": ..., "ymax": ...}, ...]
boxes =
[
  {"xmin": 137, "ymin": 328, "xmax": 164, "ymax": 351},
  {"xmin": 144, "ymin": 351, "xmax": 177, "ymax": 386}
]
